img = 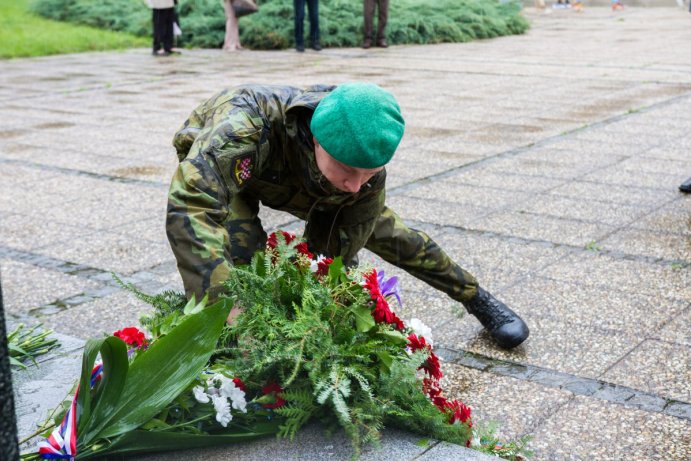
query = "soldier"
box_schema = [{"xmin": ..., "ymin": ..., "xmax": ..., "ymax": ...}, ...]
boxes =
[{"xmin": 166, "ymin": 83, "xmax": 529, "ymax": 349}]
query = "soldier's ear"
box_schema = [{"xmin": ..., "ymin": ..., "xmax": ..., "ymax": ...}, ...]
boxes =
[{"xmin": 313, "ymin": 137, "xmax": 320, "ymax": 149}]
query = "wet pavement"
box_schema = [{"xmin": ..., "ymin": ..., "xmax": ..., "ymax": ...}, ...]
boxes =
[{"xmin": 3, "ymin": 6, "xmax": 690, "ymax": 461}]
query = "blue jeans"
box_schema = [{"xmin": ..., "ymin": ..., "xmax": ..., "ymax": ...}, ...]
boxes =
[{"xmin": 294, "ymin": 0, "xmax": 319, "ymax": 47}]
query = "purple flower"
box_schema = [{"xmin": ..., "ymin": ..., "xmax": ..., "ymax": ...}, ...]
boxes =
[{"xmin": 377, "ymin": 270, "xmax": 402, "ymax": 308}]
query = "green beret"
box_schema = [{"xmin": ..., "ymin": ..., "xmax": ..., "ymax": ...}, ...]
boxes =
[{"xmin": 310, "ymin": 83, "xmax": 405, "ymax": 169}]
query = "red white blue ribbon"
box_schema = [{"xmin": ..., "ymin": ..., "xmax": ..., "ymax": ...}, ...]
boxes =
[{"xmin": 38, "ymin": 364, "xmax": 103, "ymax": 460}]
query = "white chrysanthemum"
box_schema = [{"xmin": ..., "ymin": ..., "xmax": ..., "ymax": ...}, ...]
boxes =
[
  {"xmin": 409, "ymin": 318, "xmax": 433, "ymax": 346},
  {"xmin": 220, "ymin": 380, "xmax": 248, "ymax": 413},
  {"xmin": 192, "ymin": 385, "xmax": 210, "ymax": 403},
  {"xmin": 211, "ymin": 394, "xmax": 232, "ymax": 427}
]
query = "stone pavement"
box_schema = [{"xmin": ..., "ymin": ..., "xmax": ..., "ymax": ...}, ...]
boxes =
[{"xmin": 2, "ymin": 6, "xmax": 689, "ymax": 461}]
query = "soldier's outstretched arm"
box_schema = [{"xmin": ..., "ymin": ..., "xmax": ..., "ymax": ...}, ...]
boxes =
[
  {"xmin": 167, "ymin": 154, "xmax": 233, "ymax": 301},
  {"xmin": 364, "ymin": 206, "xmax": 478, "ymax": 303}
]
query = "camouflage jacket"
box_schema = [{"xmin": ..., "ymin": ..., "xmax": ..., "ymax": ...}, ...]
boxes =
[{"xmin": 167, "ymin": 84, "xmax": 387, "ymax": 299}]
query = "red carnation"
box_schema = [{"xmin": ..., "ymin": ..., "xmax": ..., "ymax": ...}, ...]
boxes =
[
  {"xmin": 445, "ymin": 399, "xmax": 472, "ymax": 426},
  {"xmin": 261, "ymin": 382, "xmax": 286, "ymax": 409},
  {"xmin": 407, "ymin": 333, "xmax": 431, "ymax": 353},
  {"xmin": 295, "ymin": 242, "xmax": 314, "ymax": 260},
  {"xmin": 233, "ymin": 377, "xmax": 247, "ymax": 392},
  {"xmin": 113, "ymin": 327, "xmax": 148, "ymax": 348},
  {"xmin": 363, "ymin": 270, "xmax": 405, "ymax": 330},
  {"xmin": 420, "ymin": 351, "xmax": 442, "ymax": 380},
  {"xmin": 315, "ymin": 256, "xmax": 333, "ymax": 276},
  {"xmin": 267, "ymin": 230, "xmax": 296, "ymax": 249}
]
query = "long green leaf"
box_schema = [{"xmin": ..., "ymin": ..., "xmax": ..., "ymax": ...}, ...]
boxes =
[
  {"xmin": 79, "ymin": 336, "xmax": 129, "ymax": 444},
  {"xmin": 94, "ymin": 300, "xmax": 230, "ymax": 439},
  {"xmin": 76, "ymin": 337, "xmax": 109, "ymax": 434},
  {"xmin": 78, "ymin": 422, "xmax": 281, "ymax": 459}
]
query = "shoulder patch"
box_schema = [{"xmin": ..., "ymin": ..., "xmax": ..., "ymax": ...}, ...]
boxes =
[{"xmin": 232, "ymin": 154, "xmax": 254, "ymax": 187}]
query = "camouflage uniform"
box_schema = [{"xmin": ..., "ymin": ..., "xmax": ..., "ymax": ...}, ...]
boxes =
[{"xmin": 167, "ymin": 84, "xmax": 478, "ymax": 302}]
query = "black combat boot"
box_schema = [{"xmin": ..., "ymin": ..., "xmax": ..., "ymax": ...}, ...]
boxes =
[{"xmin": 463, "ymin": 287, "xmax": 529, "ymax": 349}]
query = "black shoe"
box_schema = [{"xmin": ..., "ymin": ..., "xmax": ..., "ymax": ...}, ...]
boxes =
[
  {"xmin": 311, "ymin": 42, "xmax": 322, "ymax": 51},
  {"xmin": 464, "ymin": 287, "xmax": 529, "ymax": 349},
  {"xmin": 679, "ymin": 177, "xmax": 691, "ymax": 193},
  {"xmin": 362, "ymin": 38, "xmax": 372, "ymax": 49},
  {"xmin": 296, "ymin": 44, "xmax": 305, "ymax": 52},
  {"xmin": 376, "ymin": 39, "xmax": 388, "ymax": 48}
]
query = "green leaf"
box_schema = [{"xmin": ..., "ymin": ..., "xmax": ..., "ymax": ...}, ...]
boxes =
[
  {"xmin": 375, "ymin": 351, "xmax": 393, "ymax": 373},
  {"xmin": 327, "ymin": 256, "xmax": 345, "ymax": 285},
  {"xmin": 92, "ymin": 300, "xmax": 231, "ymax": 440},
  {"xmin": 351, "ymin": 305, "xmax": 375, "ymax": 332},
  {"xmin": 376, "ymin": 329, "xmax": 408, "ymax": 346},
  {"xmin": 415, "ymin": 438, "xmax": 430, "ymax": 447},
  {"xmin": 79, "ymin": 336, "xmax": 129, "ymax": 444},
  {"xmin": 79, "ymin": 422, "xmax": 282, "ymax": 459},
  {"xmin": 76, "ymin": 337, "xmax": 110, "ymax": 434},
  {"xmin": 9, "ymin": 356, "xmax": 25, "ymax": 368}
]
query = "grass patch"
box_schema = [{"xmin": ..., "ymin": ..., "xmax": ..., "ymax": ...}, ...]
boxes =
[
  {"xmin": 31, "ymin": 0, "xmax": 529, "ymax": 50},
  {"xmin": 0, "ymin": 0, "xmax": 148, "ymax": 59}
]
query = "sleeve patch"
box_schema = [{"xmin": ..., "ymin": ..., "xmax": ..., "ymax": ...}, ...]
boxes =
[{"xmin": 233, "ymin": 154, "xmax": 253, "ymax": 187}]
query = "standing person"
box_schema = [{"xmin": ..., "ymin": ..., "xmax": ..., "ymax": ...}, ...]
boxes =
[
  {"xmin": 149, "ymin": 0, "xmax": 177, "ymax": 56},
  {"xmin": 294, "ymin": 0, "xmax": 321, "ymax": 52},
  {"xmin": 222, "ymin": 0, "xmax": 244, "ymax": 51},
  {"xmin": 363, "ymin": 0, "xmax": 389, "ymax": 48},
  {"xmin": 166, "ymin": 83, "xmax": 530, "ymax": 349}
]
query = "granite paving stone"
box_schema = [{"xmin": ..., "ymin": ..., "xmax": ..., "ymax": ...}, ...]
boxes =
[
  {"xmin": 435, "ymin": 314, "xmax": 640, "ymax": 379},
  {"xmin": 546, "ymin": 180, "xmax": 678, "ymax": 207},
  {"xmin": 599, "ymin": 227, "xmax": 690, "ymax": 261},
  {"xmin": 45, "ymin": 291, "xmax": 154, "ymax": 340},
  {"xmin": 656, "ymin": 307, "xmax": 691, "ymax": 346},
  {"xmin": 628, "ymin": 198, "xmax": 691, "ymax": 235},
  {"xmin": 0, "ymin": 259, "xmax": 101, "ymax": 319},
  {"xmin": 530, "ymin": 396, "xmax": 691, "ymax": 461},
  {"xmin": 601, "ymin": 340, "xmax": 690, "ymax": 402},
  {"xmin": 498, "ymin": 275, "xmax": 687, "ymax": 336},
  {"xmin": 467, "ymin": 211, "xmax": 616, "ymax": 247},
  {"xmin": 535, "ymin": 251, "xmax": 690, "ymax": 301},
  {"xmin": 33, "ymin": 231, "xmax": 172, "ymax": 275},
  {"xmin": 440, "ymin": 364, "xmax": 572, "ymax": 442},
  {"xmin": 582, "ymin": 164, "xmax": 689, "ymax": 190},
  {"xmin": 514, "ymin": 194, "xmax": 650, "ymax": 227}
]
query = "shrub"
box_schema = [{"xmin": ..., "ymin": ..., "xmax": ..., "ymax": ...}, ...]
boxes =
[{"xmin": 31, "ymin": 0, "xmax": 529, "ymax": 50}]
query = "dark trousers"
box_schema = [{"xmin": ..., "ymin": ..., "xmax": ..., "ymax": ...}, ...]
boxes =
[
  {"xmin": 364, "ymin": 0, "xmax": 388, "ymax": 41},
  {"xmin": 294, "ymin": 0, "xmax": 319, "ymax": 47},
  {"xmin": 153, "ymin": 8, "xmax": 175, "ymax": 53}
]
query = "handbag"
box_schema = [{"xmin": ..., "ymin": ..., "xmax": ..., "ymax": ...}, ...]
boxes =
[{"xmin": 232, "ymin": 0, "xmax": 258, "ymax": 17}]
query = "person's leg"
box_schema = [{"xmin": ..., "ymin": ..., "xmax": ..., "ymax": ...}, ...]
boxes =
[
  {"xmin": 294, "ymin": 0, "xmax": 306, "ymax": 51},
  {"xmin": 376, "ymin": 0, "xmax": 389, "ymax": 46},
  {"xmin": 307, "ymin": 0, "xmax": 321, "ymax": 50},
  {"xmin": 365, "ymin": 207, "xmax": 529, "ymax": 349},
  {"xmin": 152, "ymin": 9, "xmax": 162, "ymax": 54},
  {"xmin": 363, "ymin": 0, "xmax": 375, "ymax": 48},
  {"xmin": 162, "ymin": 8, "xmax": 175, "ymax": 53},
  {"xmin": 223, "ymin": 0, "xmax": 242, "ymax": 51}
]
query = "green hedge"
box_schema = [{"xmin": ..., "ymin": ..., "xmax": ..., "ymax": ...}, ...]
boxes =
[{"xmin": 31, "ymin": 0, "xmax": 528, "ymax": 50}]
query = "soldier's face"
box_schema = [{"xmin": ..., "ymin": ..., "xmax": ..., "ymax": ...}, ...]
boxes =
[{"xmin": 314, "ymin": 139, "xmax": 383, "ymax": 194}]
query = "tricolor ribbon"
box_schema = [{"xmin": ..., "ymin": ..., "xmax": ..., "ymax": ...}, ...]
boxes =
[{"xmin": 38, "ymin": 364, "xmax": 103, "ymax": 460}]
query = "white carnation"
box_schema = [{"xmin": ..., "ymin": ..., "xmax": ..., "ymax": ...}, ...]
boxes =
[
  {"xmin": 409, "ymin": 318, "xmax": 433, "ymax": 346},
  {"xmin": 211, "ymin": 394, "xmax": 232, "ymax": 427},
  {"xmin": 192, "ymin": 385, "xmax": 210, "ymax": 403}
]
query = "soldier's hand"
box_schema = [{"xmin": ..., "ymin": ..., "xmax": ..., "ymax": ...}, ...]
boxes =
[{"xmin": 226, "ymin": 301, "xmax": 243, "ymax": 325}]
